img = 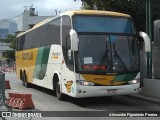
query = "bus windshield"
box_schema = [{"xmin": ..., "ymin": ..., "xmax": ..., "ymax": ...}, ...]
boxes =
[
  {"xmin": 73, "ymin": 15, "xmax": 139, "ymax": 74},
  {"xmin": 77, "ymin": 34, "xmax": 139, "ymax": 74},
  {"xmin": 74, "ymin": 16, "xmax": 134, "ymax": 33}
]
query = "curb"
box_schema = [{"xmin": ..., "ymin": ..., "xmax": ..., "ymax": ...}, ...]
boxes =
[{"xmin": 127, "ymin": 94, "xmax": 160, "ymax": 104}]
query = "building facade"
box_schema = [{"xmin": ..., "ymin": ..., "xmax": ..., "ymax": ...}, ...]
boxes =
[
  {"xmin": 0, "ymin": 19, "xmax": 17, "ymax": 39},
  {"xmin": 0, "ymin": 19, "xmax": 16, "ymax": 60},
  {"xmin": 0, "ymin": 7, "xmax": 54, "ymax": 62},
  {"xmin": 17, "ymin": 7, "xmax": 53, "ymax": 32}
]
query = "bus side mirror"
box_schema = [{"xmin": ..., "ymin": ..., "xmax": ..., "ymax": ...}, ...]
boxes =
[
  {"xmin": 139, "ymin": 32, "xmax": 151, "ymax": 52},
  {"xmin": 70, "ymin": 29, "xmax": 78, "ymax": 51}
]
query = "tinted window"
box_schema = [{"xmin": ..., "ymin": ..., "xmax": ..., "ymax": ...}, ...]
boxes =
[
  {"xmin": 77, "ymin": 34, "xmax": 139, "ymax": 73},
  {"xmin": 62, "ymin": 16, "xmax": 71, "ymax": 65},
  {"xmin": 17, "ymin": 17, "xmax": 61, "ymax": 51},
  {"xmin": 74, "ymin": 16, "xmax": 133, "ymax": 33}
]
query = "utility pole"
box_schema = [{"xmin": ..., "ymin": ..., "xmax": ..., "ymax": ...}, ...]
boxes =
[{"xmin": 146, "ymin": 0, "xmax": 152, "ymax": 79}]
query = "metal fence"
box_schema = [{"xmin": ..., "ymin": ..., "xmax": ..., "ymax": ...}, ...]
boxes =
[
  {"xmin": 0, "ymin": 72, "xmax": 5, "ymax": 107},
  {"xmin": 0, "ymin": 72, "xmax": 11, "ymax": 120}
]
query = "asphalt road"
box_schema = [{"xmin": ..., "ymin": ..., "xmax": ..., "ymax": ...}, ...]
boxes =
[{"xmin": 1, "ymin": 73, "xmax": 160, "ymax": 120}]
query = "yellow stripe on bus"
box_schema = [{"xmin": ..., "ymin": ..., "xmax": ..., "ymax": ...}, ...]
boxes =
[
  {"xmin": 16, "ymin": 48, "xmax": 38, "ymax": 83},
  {"xmin": 81, "ymin": 74, "xmax": 126, "ymax": 86}
]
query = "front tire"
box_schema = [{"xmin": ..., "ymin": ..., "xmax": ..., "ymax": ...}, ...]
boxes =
[{"xmin": 55, "ymin": 79, "xmax": 65, "ymax": 100}]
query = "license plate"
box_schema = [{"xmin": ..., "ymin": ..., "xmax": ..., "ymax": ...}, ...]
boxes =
[{"xmin": 107, "ymin": 89, "xmax": 117, "ymax": 94}]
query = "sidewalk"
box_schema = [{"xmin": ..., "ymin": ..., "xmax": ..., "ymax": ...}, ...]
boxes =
[
  {"xmin": 129, "ymin": 94, "xmax": 160, "ymax": 104},
  {"xmin": 128, "ymin": 88, "xmax": 160, "ymax": 104}
]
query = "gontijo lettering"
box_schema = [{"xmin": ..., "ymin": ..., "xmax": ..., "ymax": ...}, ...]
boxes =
[{"xmin": 22, "ymin": 52, "xmax": 33, "ymax": 60}]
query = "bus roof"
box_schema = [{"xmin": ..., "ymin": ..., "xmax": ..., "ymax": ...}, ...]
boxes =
[
  {"xmin": 17, "ymin": 17, "xmax": 54, "ymax": 37},
  {"xmin": 17, "ymin": 10, "xmax": 131, "ymax": 37},
  {"xmin": 61, "ymin": 10, "xmax": 131, "ymax": 18}
]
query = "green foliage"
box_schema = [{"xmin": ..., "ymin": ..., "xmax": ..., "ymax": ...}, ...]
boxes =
[
  {"xmin": 3, "ymin": 34, "xmax": 16, "ymax": 60},
  {"xmin": 5, "ymin": 34, "xmax": 16, "ymax": 49},
  {"xmin": 82, "ymin": 0, "xmax": 94, "ymax": 9}
]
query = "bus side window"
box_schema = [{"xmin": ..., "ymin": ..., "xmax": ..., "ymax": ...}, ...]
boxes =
[
  {"xmin": 16, "ymin": 38, "xmax": 19, "ymax": 51},
  {"xmin": 62, "ymin": 15, "xmax": 73, "ymax": 71},
  {"xmin": 19, "ymin": 35, "xmax": 25, "ymax": 51}
]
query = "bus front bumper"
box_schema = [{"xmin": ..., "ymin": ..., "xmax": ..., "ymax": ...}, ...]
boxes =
[{"xmin": 74, "ymin": 83, "xmax": 140, "ymax": 98}]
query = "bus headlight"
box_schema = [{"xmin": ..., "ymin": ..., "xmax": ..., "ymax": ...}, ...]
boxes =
[
  {"xmin": 128, "ymin": 79, "xmax": 140, "ymax": 84},
  {"xmin": 76, "ymin": 80, "xmax": 95, "ymax": 86}
]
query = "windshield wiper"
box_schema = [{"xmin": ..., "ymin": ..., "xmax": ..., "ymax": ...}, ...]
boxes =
[
  {"xmin": 99, "ymin": 50, "xmax": 109, "ymax": 65},
  {"xmin": 113, "ymin": 43, "xmax": 128, "ymax": 72}
]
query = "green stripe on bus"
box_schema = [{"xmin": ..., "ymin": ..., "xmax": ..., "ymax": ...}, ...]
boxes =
[
  {"xmin": 34, "ymin": 46, "xmax": 51, "ymax": 80},
  {"xmin": 113, "ymin": 73, "xmax": 138, "ymax": 82}
]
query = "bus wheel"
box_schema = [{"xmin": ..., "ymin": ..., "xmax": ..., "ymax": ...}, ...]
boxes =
[
  {"xmin": 55, "ymin": 80, "xmax": 65, "ymax": 101},
  {"xmin": 22, "ymin": 74, "xmax": 25, "ymax": 86},
  {"xmin": 23, "ymin": 73, "xmax": 30, "ymax": 88}
]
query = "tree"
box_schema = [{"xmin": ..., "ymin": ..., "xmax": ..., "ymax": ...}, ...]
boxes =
[
  {"xmin": 81, "ymin": 0, "xmax": 160, "ymax": 32},
  {"xmin": 3, "ymin": 34, "xmax": 16, "ymax": 60}
]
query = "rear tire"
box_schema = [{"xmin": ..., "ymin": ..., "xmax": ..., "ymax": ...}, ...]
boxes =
[
  {"xmin": 23, "ymin": 72, "xmax": 30, "ymax": 88},
  {"xmin": 22, "ymin": 73, "xmax": 25, "ymax": 86}
]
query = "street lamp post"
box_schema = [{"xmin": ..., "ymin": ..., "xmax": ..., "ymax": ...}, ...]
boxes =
[{"xmin": 146, "ymin": 0, "xmax": 152, "ymax": 79}]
